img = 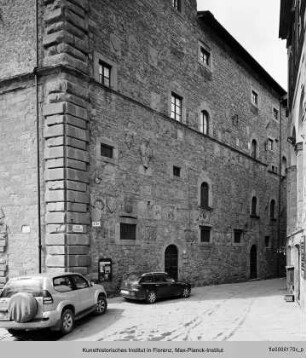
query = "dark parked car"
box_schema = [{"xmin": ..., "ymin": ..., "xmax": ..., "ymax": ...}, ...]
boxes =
[{"xmin": 120, "ymin": 272, "xmax": 191, "ymax": 303}]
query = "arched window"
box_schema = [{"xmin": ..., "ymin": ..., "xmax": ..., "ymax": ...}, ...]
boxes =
[
  {"xmin": 200, "ymin": 182, "xmax": 209, "ymax": 208},
  {"xmin": 200, "ymin": 111, "xmax": 209, "ymax": 135},
  {"xmin": 251, "ymin": 139, "xmax": 257, "ymax": 159},
  {"xmin": 270, "ymin": 200, "xmax": 276, "ymax": 220},
  {"xmin": 251, "ymin": 196, "xmax": 257, "ymax": 216}
]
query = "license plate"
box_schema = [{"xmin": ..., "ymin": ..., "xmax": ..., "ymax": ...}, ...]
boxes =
[{"xmin": 121, "ymin": 290, "xmax": 129, "ymax": 295}]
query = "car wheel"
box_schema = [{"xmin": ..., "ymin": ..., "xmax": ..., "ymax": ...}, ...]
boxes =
[
  {"xmin": 60, "ymin": 308, "xmax": 74, "ymax": 335},
  {"xmin": 95, "ymin": 294, "xmax": 107, "ymax": 315},
  {"xmin": 146, "ymin": 290, "xmax": 157, "ymax": 304},
  {"xmin": 182, "ymin": 287, "xmax": 190, "ymax": 298}
]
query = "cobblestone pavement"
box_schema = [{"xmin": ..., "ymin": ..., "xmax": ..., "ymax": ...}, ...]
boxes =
[{"xmin": 0, "ymin": 278, "xmax": 305, "ymax": 341}]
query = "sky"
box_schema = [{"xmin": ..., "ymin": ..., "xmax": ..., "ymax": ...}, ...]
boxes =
[{"xmin": 197, "ymin": 0, "xmax": 288, "ymax": 90}]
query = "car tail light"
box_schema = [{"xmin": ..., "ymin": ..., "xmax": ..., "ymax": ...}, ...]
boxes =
[{"xmin": 42, "ymin": 290, "xmax": 53, "ymax": 304}]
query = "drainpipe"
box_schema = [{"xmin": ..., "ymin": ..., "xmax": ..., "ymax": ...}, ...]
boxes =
[
  {"xmin": 35, "ymin": 0, "xmax": 42, "ymax": 273},
  {"xmin": 277, "ymin": 96, "xmax": 285, "ymax": 277}
]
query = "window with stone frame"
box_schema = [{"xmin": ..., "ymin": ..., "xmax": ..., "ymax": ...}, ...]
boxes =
[
  {"xmin": 120, "ymin": 223, "xmax": 136, "ymax": 240},
  {"xmin": 200, "ymin": 182, "xmax": 209, "ymax": 209},
  {"xmin": 251, "ymin": 90, "xmax": 258, "ymax": 106},
  {"xmin": 265, "ymin": 236, "xmax": 270, "ymax": 248},
  {"xmin": 172, "ymin": 0, "xmax": 182, "ymax": 11},
  {"xmin": 200, "ymin": 110, "xmax": 209, "ymax": 135},
  {"xmin": 101, "ymin": 143, "xmax": 114, "ymax": 158},
  {"xmin": 99, "ymin": 61, "xmax": 111, "ymax": 87},
  {"xmin": 270, "ymin": 200, "xmax": 276, "ymax": 220},
  {"xmin": 173, "ymin": 166, "xmax": 181, "ymax": 177},
  {"xmin": 251, "ymin": 139, "xmax": 257, "ymax": 159},
  {"xmin": 200, "ymin": 226, "xmax": 211, "ymax": 243},
  {"xmin": 273, "ymin": 107, "xmax": 279, "ymax": 120},
  {"xmin": 171, "ymin": 92, "xmax": 183, "ymax": 122},
  {"xmin": 233, "ymin": 229, "xmax": 243, "ymax": 244},
  {"xmin": 200, "ymin": 47, "xmax": 211, "ymax": 67},
  {"xmin": 267, "ymin": 138, "xmax": 274, "ymax": 151},
  {"xmin": 251, "ymin": 196, "xmax": 258, "ymax": 217}
]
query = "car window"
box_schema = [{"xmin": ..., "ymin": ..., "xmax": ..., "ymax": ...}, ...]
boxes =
[
  {"xmin": 71, "ymin": 275, "xmax": 89, "ymax": 289},
  {"xmin": 53, "ymin": 276, "xmax": 74, "ymax": 292},
  {"xmin": 139, "ymin": 275, "xmax": 153, "ymax": 283},
  {"xmin": 153, "ymin": 274, "xmax": 167, "ymax": 283}
]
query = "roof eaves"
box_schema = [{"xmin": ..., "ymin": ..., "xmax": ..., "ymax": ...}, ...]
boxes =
[{"xmin": 197, "ymin": 11, "xmax": 286, "ymax": 96}]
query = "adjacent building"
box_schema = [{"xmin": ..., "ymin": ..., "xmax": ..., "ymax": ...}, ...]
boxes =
[
  {"xmin": 279, "ymin": 0, "xmax": 306, "ymax": 309},
  {"xmin": 0, "ymin": 0, "xmax": 287, "ymax": 292}
]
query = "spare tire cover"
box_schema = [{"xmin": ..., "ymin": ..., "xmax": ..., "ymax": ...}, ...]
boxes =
[{"xmin": 8, "ymin": 292, "xmax": 38, "ymax": 323}]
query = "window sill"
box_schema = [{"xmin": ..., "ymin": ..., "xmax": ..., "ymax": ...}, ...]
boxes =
[
  {"xmin": 199, "ymin": 206, "xmax": 213, "ymax": 211},
  {"xmin": 250, "ymin": 214, "xmax": 260, "ymax": 219},
  {"xmin": 199, "ymin": 241, "xmax": 213, "ymax": 246}
]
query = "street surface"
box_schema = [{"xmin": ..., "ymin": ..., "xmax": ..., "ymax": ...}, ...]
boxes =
[{"xmin": 0, "ymin": 278, "xmax": 305, "ymax": 341}]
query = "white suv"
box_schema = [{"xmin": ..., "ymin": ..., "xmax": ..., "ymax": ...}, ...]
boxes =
[{"xmin": 0, "ymin": 273, "xmax": 107, "ymax": 335}]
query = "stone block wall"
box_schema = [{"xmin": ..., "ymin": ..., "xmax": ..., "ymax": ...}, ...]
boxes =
[
  {"xmin": 42, "ymin": 0, "xmax": 91, "ymax": 274},
  {"xmin": 0, "ymin": 83, "xmax": 38, "ymax": 287},
  {"xmin": 0, "ymin": 0, "xmax": 289, "ymax": 290},
  {"xmin": 86, "ymin": 0, "xmax": 288, "ymax": 290},
  {"xmin": 0, "ymin": 0, "xmax": 36, "ymax": 78}
]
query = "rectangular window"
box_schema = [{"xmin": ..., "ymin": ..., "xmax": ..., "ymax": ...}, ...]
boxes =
[
  {"xmin": 273, "ymin": 108, "xmax": 279, "ymax": 120},
  {"xmin": 120, "ymin": 223, "xmax": 136, "ymax": 240},
  {"xmin": 234, "ymin": 230, "xmax": 243, "ymax": 244},
  {"xmin": 101, "ymin": 143, "xmax": 114, "ymax": 158},
  {"xmin": 200, "ymin": 47, "xmax": 210, "ymax": 66},
  {"xmin": 251, "ymin": 90, "xmax": 258, "ymax": 106},
  {"xmin": 267, "ymin": 139, "xmax": 274, "ymax": 151},
  {"xmin": 265, "ymin": 236, "xmax": 270, "ymax": 248},
  {"xmin": 171, "ymin": 93, "xmax": 183, "ymax": 122},
  {"xmin": 172, "ymin": 0, "xmax": 181, "ymax": 11},
  {"xmin": 200, "ymin": 226, "xmax": 211, "ymax": 243},
  {"xmin": 173, "ymin": 166, "xmax": 181, "ymax": 177},
  {"xmin": 99, "ymin": 61, "xmax": 111, "ymax": 87},
  {"xmin": 272, "ymin": 165, "xmax": 278, "ymax": 173}
]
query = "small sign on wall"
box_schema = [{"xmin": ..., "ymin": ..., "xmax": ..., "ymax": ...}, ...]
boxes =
[
  {"xmin": 21, "ymin": 225, "xmax": 31, "ymax": 233},
  {"xmin": 92, "ymin": 222, "xmax": 101, "ymax": 227},
  {"xmin": 72, "ymin": 225, "xmax": 84, "ymax": 233}
]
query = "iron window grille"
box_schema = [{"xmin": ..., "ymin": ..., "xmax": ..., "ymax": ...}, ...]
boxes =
[{"xmin": 120, "ymin": 223, "xmax": 136, "ymax": 240}]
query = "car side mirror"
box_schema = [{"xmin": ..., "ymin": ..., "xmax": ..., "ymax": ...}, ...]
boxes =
[{"xmin": 90, "ymin": 281, "xmax": 95, "ymax": 286}]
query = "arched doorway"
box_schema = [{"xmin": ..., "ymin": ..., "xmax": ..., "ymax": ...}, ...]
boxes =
[
  {"xmin": 165, "ymin": 245, "xmax": 178, "ymax": 280},
  {"xmin": 250, "ymin": 245, "xmax": 257, "ymax": 279}
]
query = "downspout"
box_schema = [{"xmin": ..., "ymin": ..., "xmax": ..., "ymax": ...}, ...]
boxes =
[
  {"xmin": 35, "ymin": 0, "xmax": 42, "ymax": 273},
  {"xmin": 277, "ymin": 97, "xmax": 284, "ymax": 277}
]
